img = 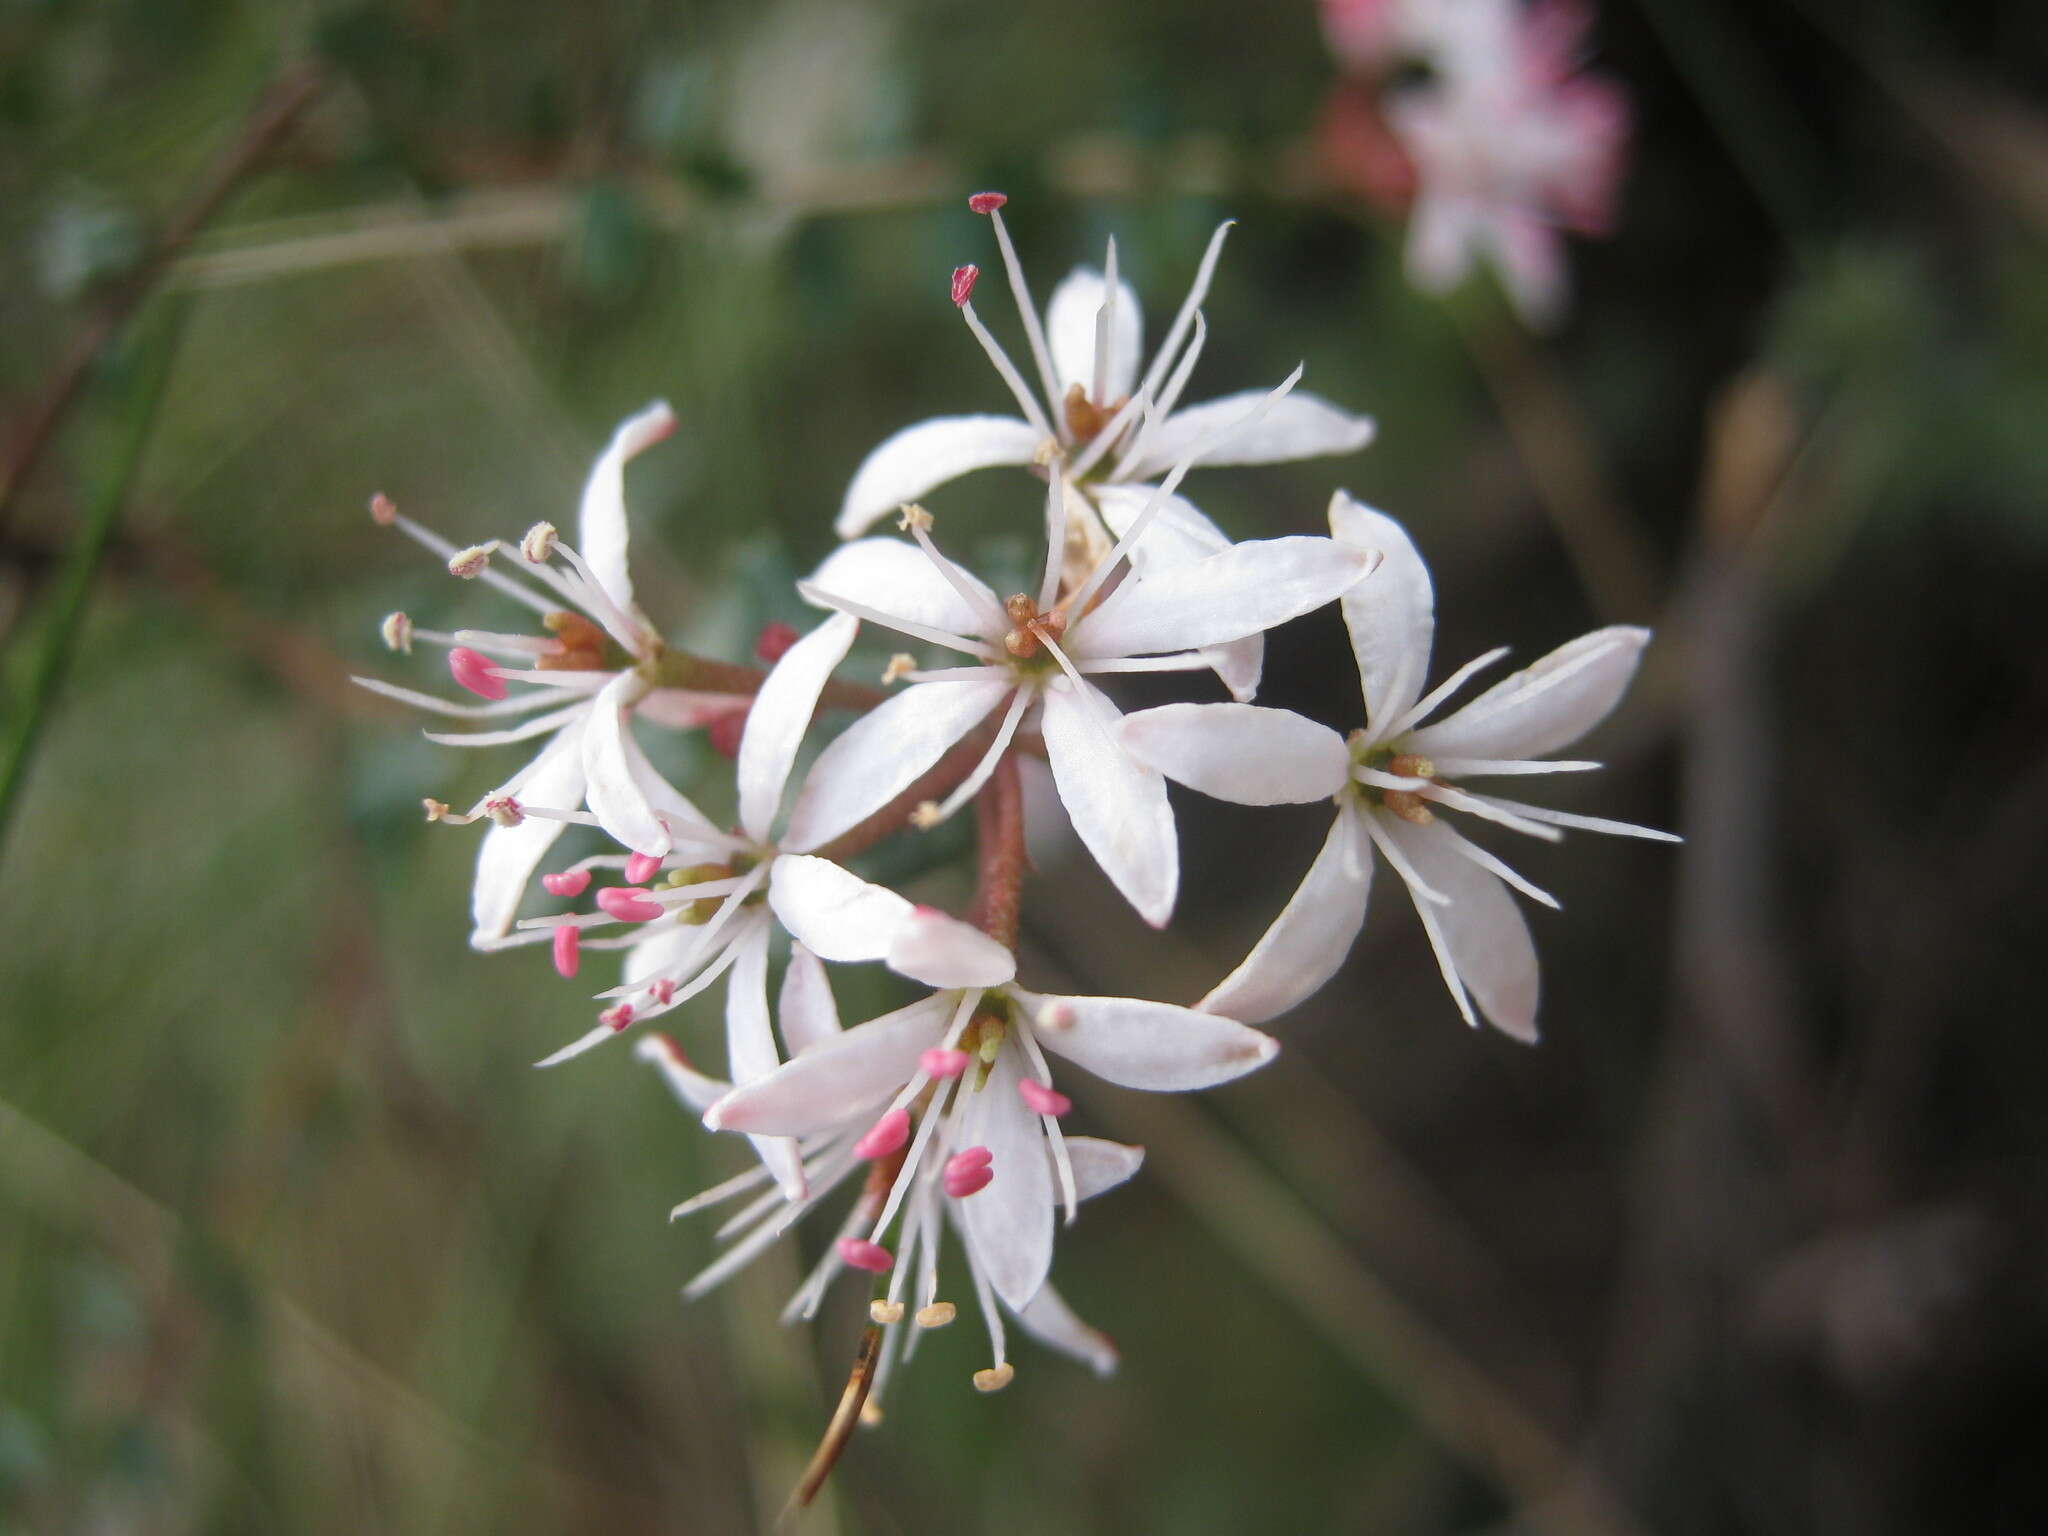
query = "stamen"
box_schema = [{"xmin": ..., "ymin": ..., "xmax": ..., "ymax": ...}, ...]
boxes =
[
  {"xmin": 909, "ymin": 801, "xmax": 943, "ymax": 831},
  {"xmin": 1107, "ymin": 310, "xmax": 1209, "ymax": 479},
  {"xmin": 600, "ymin": 1003, "xmax": 635, "ymax": 1031},
  {"xmin": 647, "ymin": 979, "xmax": 678, "ymax": 1006},
  {"xmin": 960, "ymin": 300, "xmax": 1057, "ymax": 440},
  {"xmin": 422, "ymin": 798, "xmax": 450, "ymax": 821},
  {"xmin": 869, "ymin": 1299, "xmax": 905, "ymax": 1325},
  {"xmin": 1381, "ymin": 790, "xmax": 1435, "ymax": 825},
  {"xmin": 552, "ymin": 924, "xmax": 580, "ymax": 979},
  {"xmin": 1382, "ymin": 647, "xmax": 1511, "ymax": 740},
  {"xmin": 1038, "ymin": 464, "xmax": 1068, "ymax": 610},
  {"xmin": 916, "ymin": 1301, "xmax": 956, "ymax": 1328},
  {"xmin": 974, "ymin": 197, "xmax": 1063, "ymax": 431},
  {"xmin": 482, "ymin": 796, "xmax": 524, "ymax": 827},
  {"xmin": 1091, "ymin": 235, "xmax": 1119, "ymax": 406},
  {"xmin": 1363, "ymin": 814, "xmax": 1449, "ymax": 905},
  {"xmin": 920, "ymin": 1048, "xmax": 970, "ymax": 1078},
  {"xmin": 1132, "ymin": 220, "xmax": 1233, "ymax": 418},
  {"xmin": 796, "ymin": 579, "xmax": 997, "ymax": 660},
  {"xmin": 966, "ymin": 191, "xmax": 1008, "ymax": 213},
  {"xmin": 950, "ymin": 263, "xmax": 979, "ymax": 306},
  {"xmin": 520, "ymin": 522, "xmax": 558, "ymax": 563},
  {"xmin": 447, "ymin": 544, "xmax": 493, "ymax": 580},
  {"xmin": 837, "ymin": 1237, "xmax": 894, "ymax": 1274},
  {"xmin": 943, "ymin": 1146, "xmax": 994, "ymax": 1199},
  {"xmin": 972, "ymin": 1363, "xmax": 1015, "ymax": 1393},
  {"xmin": 853, "ymin": 1108, "xmax": 912, "ymax": 1161},
  {"xmin": 1389, "ymin": 753, "xmax": 1436, "ymax": 780},
  {"xmin": 914, "ymin": 684, "xmax": 1034, "ymax": 828},
  {"xmin": 1017, "ymin": 1079, "xmax": 1071, "ymax": 1117},
  {"xmin": 448, "ymin": 647, "xmax": 508, "ymax": 701},
  {"xmin": 596, "ymin": 886, "xmax": 665, "ymax": 922},
  {"xmin": 882, "ymin": 653, "xmax": 917, "ymax": 685},
  {"xmin": 380, "ymin": 612, "xmax": 413, "ymax": 653},
  {"xmin": 625, "ymin": 851, "xmax": 663, "ymax": 884},
  {"xmin": 368, "ymin": 492, "xmax": 398, "ymax": 526}
]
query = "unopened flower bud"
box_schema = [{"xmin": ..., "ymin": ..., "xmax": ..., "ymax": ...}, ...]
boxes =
[{"xmin": 380, "ymin": 612, "xmax": 413, "ymax": 653}]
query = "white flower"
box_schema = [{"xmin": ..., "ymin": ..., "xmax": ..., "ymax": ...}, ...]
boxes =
[
  {"xmin": 516, "ymin": 614, "xmax": 1008, "ymax": 1198},
  {"xmin": 355, "ymin": 402, "xmax": 748, "ymax": 945},
  {"xmin": 784, "ymin": 459, "xmax": 1377, "ymax": 926},
  {"xmin": 642, "ymin": 923, "xmax": 1275, "ymax": 1398},
  {"xmin": 1119, "ymin": 492, "xmax": 1676, "ymax": 1040},
  {"xmin": 837, "ymin": 194, "xmax": 1376, "ymax": 698}
]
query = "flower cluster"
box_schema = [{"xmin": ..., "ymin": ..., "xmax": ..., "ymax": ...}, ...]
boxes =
[
  {"xmin": 1317, "ymin": 0, "xmax": 1630, "ymax": 326},
  {"xmin": 355, "ymin": 195, "xmax": 1668, "ymax": 1443}
]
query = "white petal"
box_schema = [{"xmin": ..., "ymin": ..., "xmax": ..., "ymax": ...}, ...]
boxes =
[
  {"xmin": 802, "ymin": 536, "xmax": 1001, "ymax": 640},
  {"xmin": 1381, "ymin": 816, "xmax": 1541, "ymax": 1043},
  {"xmin": 580, "ymin": 674, "xmax": 673, "ymax": 856},
  {"xmin": 1407, "ymin": 627, "xmax": 1650, "ymax": 761},
  {"xmin": 1045, "ymin": 265, "xmax": 1143, "ymax": 403},
  {"xmin": 766, "ymin": 854, "xmax": 912, "ymax": 963},
  {"xmin": 577, "ymin": 400, "xmax": 675, "ymax": 610},
  {"xmin": 835, "ymin": 416, "xmax": 1041, "ymax": 539},
  {"xmin": 1074, "ymin": 537, "xmax": 1374, "ymax": 659},
  {"xmin": 1062, "ymin": 1137, "xmax": 1145, "ymax": 1202},
  {"xmin": 1119, "ymin": 703, "xmax": 1348, "ymax": 806},
  {"xmin": 1198, "ymin": 803, "xmax": 1374, "ymax": 1024},
  {"xmin": 633, "ymin": 1033, "xmax": 728, "ymax": 1113},
  {"xmin": 1328, "ymin": 492, "xmax": 1434, "ymax": 731},
  {"xmin": 1202, "ymin": 636, "xmax": 1265, "ymax": 702},
  {"xmin": 704, "ymin": 997, "xmax": 948, "ymax": 1135},
  {"xmin": 624, "ymin": 920, "xmax": 710, "ymax": 990},
  {"xmin": 724, "ymin": 922, "xmax": 807, "ymax": 1198},
  {"xmin": 1087, "ymin": 485, "xmax": 1267, "ymax": 699},
  {"xmin": 886, "ymin": 908, "xmax": 1017, "ymax": 989},
  {"xmin": 777, "ymin": 943, "xmax": 842, "ymax": 1055},
  {"xmin": 736, "ymin": 612, "xmax": 858, "ymax": 843},
  {"xmin": 636, "ymin": 688, "xmax": 749, "ymax": 730},
  {"xmin": 1022, "ymin": 991, "xmax": 1280, "ymax": 1090},
  {"xmin": 1014, "ymin": 1283, "xmax": 1118, "ymax": 1377},
  {"xmin": 1120, "ymin": 391, "xmax": 1375, "ymax": 482},
  {"xmin": 959, "ymin": 1046, "xmax": 1054, "ymax": 1311},
  {"xmin": 1039, "ymin": 680, "xmax": 1178, "ymax": 928},
  {"xmin": 469, "ymin": 724, "xmax": 589, "ymax": 943},
  {"xmin": 781, "ymin": 679, "xmax": 1011, "ymax": 853}
]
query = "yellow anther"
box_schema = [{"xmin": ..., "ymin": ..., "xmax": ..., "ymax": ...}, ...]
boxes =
[
  {"xmin": 1387, "ymin": 753, "xmax": 1437, "ymax": 781},
  {"xmin": 446, "ymin": 544, "xmax": 492, "ymax": 579},
  {"xmin": 859, "ymin": 1400, "xmax": 886, "ymax": 1426},
  {"xmin": 519, "ymin": 521, "xmax": 558, "ymax": 563},
  {"xmin": 896, "ymin": 503, "xmax": 934, "ymax": 533},
  {"xmin": 1382, "ymin": 790, "xmax": 1435, "ymax": 825},
  {"xmin": 380, "ymin": 612, "xmax": 413, "ymax": 654},
  {"xmin": 972, "ymin": 1363, "xmax": 1015, "ymax": 1393},
  {"xmin": 882, "ymin": 652, "xmax": 918, "ymax": 685},
  {"xmin": 915, "ymin": 1301, "xmax": 956, "ymax": 1329},
  {"xmin": 421, "ymin": 798, "xmax": 450, "ymax": 822},
  {"xmin": 869, "ymin": 1299, "xmax": 905, "ymax": 1325},
  {"xmin": 910, "ymin": 801, "xmax": 943, "ymax": 831}
]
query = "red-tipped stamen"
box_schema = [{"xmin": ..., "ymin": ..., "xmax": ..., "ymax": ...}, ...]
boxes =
[
  {"xmin": 648, "ymin": 978, "xmax": 678, "ymax": 1006},
  {"xmin": 854, "ymin": 1108, "xmax": 913, "ymax": 1161},
  {"xmin": 625, "ymin": 851, "xmax": 662, "ymax": 884},
  {"xmin": 951, "ymin": 263, "xmax": 980, "ymax": 307},
  {"xmin": 837, "ymin": 1237, "xmax": 894, "ymax": 1274},
  {"xmin": 552, "ymin": 924, "xmax": 581, "ymax": 979},
  {"xmin": 944, "ymin": 1163, "xmax": 994, "ymax": 1200},
  {"xmin": 1017, "ymin": 1079, "xmax": 1072, "ymax": 1118},
  {"xmin": 542, "ymin": 869, "xmax": 593, "ymax": 898},
  {"xmin": 600, "ymin": 1003, "xmax": 635, "ymax": 1031},
  {"xmin": 447, "ymin": 647, "xmax": 509, "ymax": 701},
  {"xmin": 967, "ymin": 191, "xmax": 1008, "ymax": 214},
  {"xmin": 596, "ymin": 886, "xmax": 665, "ymax": 923}
]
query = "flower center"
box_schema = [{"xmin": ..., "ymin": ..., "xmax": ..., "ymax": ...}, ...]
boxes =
[
  {"xmin": 537, "ymin": 610, "xmax": 631, "ymax": 672},
  {"xmin": 1001, "ymin": 592, "xmax": 1068, "ymax": 663}
]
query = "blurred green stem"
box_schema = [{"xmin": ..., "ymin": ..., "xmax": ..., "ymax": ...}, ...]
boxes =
[{"xmin": 0, "ymin": 302, "xmax": 189, "ymax": 860}]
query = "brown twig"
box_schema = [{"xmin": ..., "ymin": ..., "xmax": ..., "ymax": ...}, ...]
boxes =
[
  {"xmin": 779, "ymin": 1325, "xmax": 882, "ymax": 1526},
  {"xmin": 0, "ymin": 63, "xmax": 325, "ymax": 534}
]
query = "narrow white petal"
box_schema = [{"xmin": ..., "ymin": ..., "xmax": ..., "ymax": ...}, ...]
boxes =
[
  {"xmin": 633, "ymin": 1033, "xmax": 729, "ymax": 1114},
  {"xmin": 1020, "ymin": 990, "xmax": 1279, "ymax": 1090},
  {"xmin": 1120, "ymin": 391, "xmax": 1375, "ymax": 482},
  {"xmin": 1087, "ymin": 485, "xmax": 1266, "ymax": 697},
  {"xmin": 1328, "ymin": 492, "xmax": 1435, "ymax": 731},
  {"xmin": 1073, "ymin": 537, "xmax": 1374, "ymax": 659},
  {"xmin": 1407, "ymin": 627, "xmax": 1651, "ymax": 761},
  {"xmin": 804, "ymin": 535, "xmax": 1003, "ymax": 640},
  {"xmin": 352, "ymin": 675, "xmax": 566, "ymax": 719},
  {"xmin": 782, "ymin": 679, "xmax": 1011, "ymax": 853},
  {"xmin": 1460, "ymin": 793, "xmax": 1683, "ymax": 844},
  {"xmin": 776, "ymin": 943, "xmax": 842, "ymax": 1055},
  {"xmin": 835, "ymin": 416, "xmax": 1041, "ymax": 539},
  {"xmin": 423, "ymin": 702, "xmax": 590, "ymax": 748},
  {"xmin": 469, "ymin": 724, "xmax": 588, "ymax": 943},
  {"xmin": 1062, "ymin": 1137, "xmax": 1145, "ymax": 1202},
  {"xmin": 886, "ymin": 907, "xmax": 1017, "ymax": 989},
  {"xmin": 577, "ymin": 400, "xmax": 675, "ymax": 610},
  {"xmin": 736, "ymin": 612, "xmax": 858, "ymax": 843},
  {"xmin": 1131, "ymin": 220, "xmax": 1232, "ymax": 415},
  {"xmin": 767, "ymin": 853, "xmax": 913, "ymax": 963},
  {"xmin": 580, "ymin": 674, "xmax": 673, "ymax": 856},
  {"xmin": 1198, "ymin": 804, "xmax": 1374, "ymax": 1024},
  {"xmin": 1119, "ymin": 703, "xmax": 1348, "ymax": 806},
  {"xmin": 1039, "ymin": 680, "xmax": 1178, "ymax": 928},
  {"xmin": 636, "ymin": 688, "xmax": 750, "ymax": 730},
  {"xmin": 706, "ymin": 996, "xmax": 946, "ymax": 1135},
  {"xmin": 1014, "ymin": 1283, "xmax": 1119, "ymax": 1377},
  {"xmin": 1434, "ymin": 821, "xmax": 1560, "ymax": 909},
  {"xmin": 959, "ymin": 1047, "xmax": 1054, "ymax": 1311},
  {"xmin": 725, "ymin": 921, "xmax": 807, "ymax": 1198},
  {"xmin": 1046, "ymin": 266, "xmax": 1143, "ymax": 404},
  {"xmin": 1382, "ymin": 817, "xmax": 1541, "ymax": 1043}
]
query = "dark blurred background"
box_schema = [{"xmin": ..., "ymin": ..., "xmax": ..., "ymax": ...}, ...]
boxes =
[{"xmin": 4, "ymin": 1, "xmax": 2046, "ymax": 1532}]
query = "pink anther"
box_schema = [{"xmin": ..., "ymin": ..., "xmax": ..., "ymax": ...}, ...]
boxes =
[
  {"xmin": 647, "ymin": 979, "xmax": 678, "ymax": 1006},
  {"xmin": 368, "ymin": 492, "xmax": 398, "ymax": 525},
  {"xmin": 947, "ymin": 1145, "xmax": 992, "ymax": 1172},
  {"xmin": 951, "ymin": 263, "xmax": 980, "ymax": 307},
  {"xmin": 552, "ymin": 924, "xmax": 580, "ymax": 979},
  {"xmin": 708, "ymin": 711, "xmax": 746, "ymax": 760},
  {"xmin": 447, "ymin": 646, "xmax": 508, "ymax": 701},
  {"xmin": 837, "ymin": 1237, "xmax": 894, "ymax": 1273},
  {"xmin": 967, "ymin": 191, "xmax": 1008, "ymax": 214},
  {"xmin": 853, "ymin": 1108, "xmax": 912, "ymax": 1161},
  {"xmin": 625, "ymin": 851, "xmax": 662, "ymax": 884},
  {"xmin": 944, "ymin": 1148, "xmax": 994, "ymax": 1198},
  {"xmin": 754, "ymin": 621, "xmax": 799, "ymax": 663},
  {"xmin": 1017, "ymin": 1078, "xmax": 1072, "ymax": 1118},
  {"xmin": 541, "ymin": 869, "xmax": 592, "ymax": 898},
  {"xmin": 600, "ymin": 1003, "xmax": 635, "ymax": 1031},
  {"xmin": 596, "ymin": 886, "xmax": 664, "ymax": 922},
  {"xmin": 920, "ymin": 1047, "xmax": 971, "ymax": 1079}
]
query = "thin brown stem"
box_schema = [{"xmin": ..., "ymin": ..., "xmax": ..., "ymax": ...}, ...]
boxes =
[
  {"xmin": 0, "ymin": 64, "xmax": 324, "ymax": 533},
  {"xmin": 649, "ymin": 648, "xmax": 884, "ymax": 713},
  {"xmin": 969, "ymin": 752, "xmax": 1027, "ymax": 949},
  {"xmin": 779, "ymin": 1325, "xmax": 881, "ymax": 1526}
]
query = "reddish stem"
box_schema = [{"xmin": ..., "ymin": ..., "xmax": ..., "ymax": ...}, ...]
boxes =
[{"xmin": 969, "ymin": 752, "xmax": 1027, "ymax": 950}]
